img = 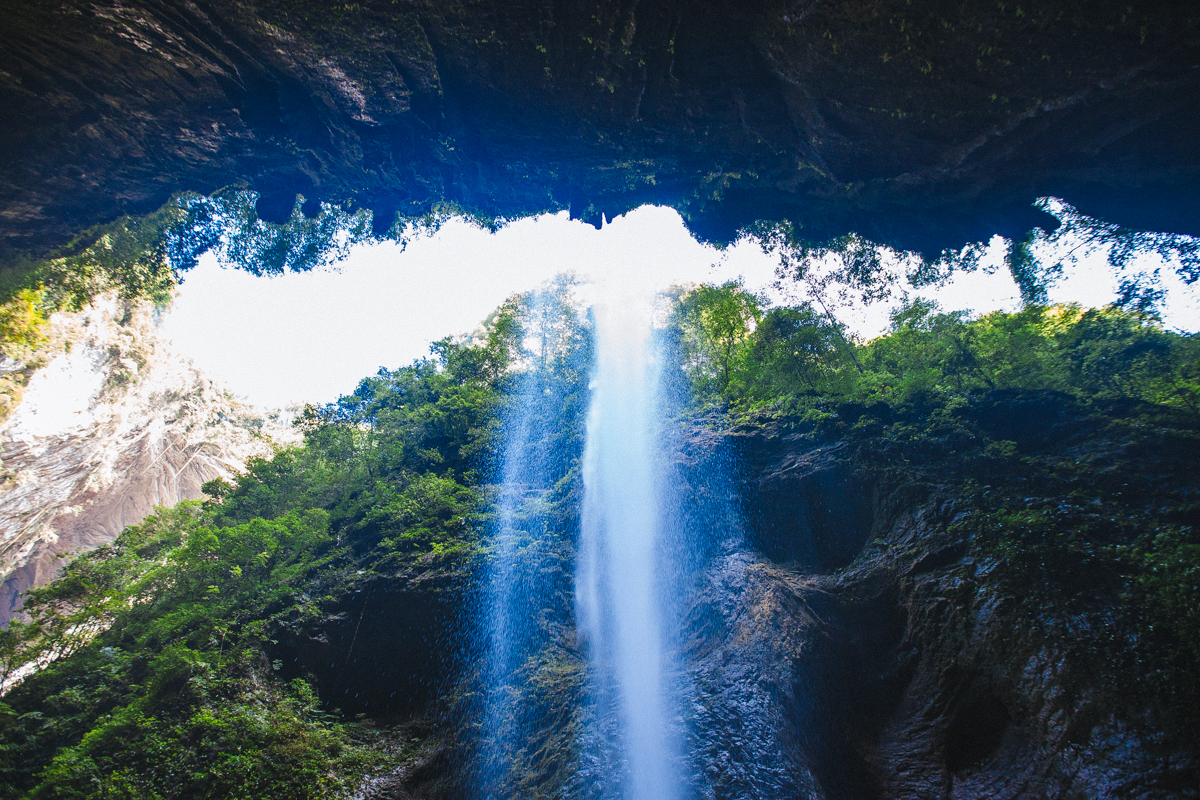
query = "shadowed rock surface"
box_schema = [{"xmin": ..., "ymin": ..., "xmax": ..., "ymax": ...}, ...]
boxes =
[
  {"xmin": 276, "ymin": 399, "xmax": 1198, "ymax": 799},
  {"xmin": 2, "ymin": 0, "xmax": 1199, "ymax": 265}
]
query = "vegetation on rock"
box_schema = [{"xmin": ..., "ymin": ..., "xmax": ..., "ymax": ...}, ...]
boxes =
[
  {"xmin": 1, "ymin": 274, "xmax": 1198, "ymax": 796},
  {"xmin": 0, "ymin": 287, "xmax": 529, "ymax": 797},
  {"xmin": 674, "ymin": 280, "xmax": 1200, "ymax": 747}
]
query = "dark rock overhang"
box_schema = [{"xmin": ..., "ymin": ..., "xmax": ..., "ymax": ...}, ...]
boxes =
[{"xmin": 1, "ymin": 0, "xmax": 1198, "ymax": 266}]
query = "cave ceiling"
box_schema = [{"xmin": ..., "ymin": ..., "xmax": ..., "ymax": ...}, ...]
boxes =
[{"xmin": 1, "ymin": 0, "xmax": 1198, "ymax": 265}]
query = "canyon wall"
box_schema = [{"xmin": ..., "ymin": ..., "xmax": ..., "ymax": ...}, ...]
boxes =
[
  {"xmin": 269, "ymin": 399, "xmax": 1199, "ymax": 799},
  {"xmin": 0, "ymin": 294, "xmax": 295, "ymax": 623}
]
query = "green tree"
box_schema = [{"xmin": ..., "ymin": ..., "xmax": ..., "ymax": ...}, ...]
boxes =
[
  {"xmin": 671, "ymin": 280, "xmax": 763, "ymax": 397},
  {"xmin": 742, "ymin": 304, "xmax": 851, "ymax": 400}
]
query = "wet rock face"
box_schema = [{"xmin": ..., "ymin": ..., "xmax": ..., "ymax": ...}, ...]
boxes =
[
  {"xmin": 263, "ymin": 408, "xmax": 1198, "ymax": 800},
  {"xmin": 865, "ymin": 566, "xmax": 1198, "ymax": 800},
  {"xmin": 2, "ymin": 0, "xmax": 1199, "ymax": 264},
  {"xmin": 722, "ymin": 427, "xmax": 1199, "ymax": 800},
  {"xmin": 683, "ymin": 552, "xmax": 906, "ymax": 800},
  {"xmin": 745, "ymin": 442, "xmax": 875, "ymax": 571}
]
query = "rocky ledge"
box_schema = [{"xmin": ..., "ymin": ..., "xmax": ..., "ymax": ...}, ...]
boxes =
[{"xmin": 2, "ymin": 0, "xmax": 1199, "ymax": 266}]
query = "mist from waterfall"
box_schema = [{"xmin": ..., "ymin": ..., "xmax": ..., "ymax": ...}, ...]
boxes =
[
  {"xmin": 479, "ymin": 277, "xmax": 695, "ymax": 799},
  {"xmin": 477, "ymin": 279, "xmax": 590, "ymax": 797},
  {"xmin": 575, "ymin": 297, "xmax": 681, "ymax": 800}
]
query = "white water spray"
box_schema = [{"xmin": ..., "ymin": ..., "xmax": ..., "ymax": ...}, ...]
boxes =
[{"xmin": 576, "ymin": 296, "xmax": 680, "ymax": 800}]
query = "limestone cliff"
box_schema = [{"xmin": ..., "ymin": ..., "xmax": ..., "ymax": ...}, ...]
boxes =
[{"xmin": 0, "ymin": 294, "xmax": 295, "ymax": 623}]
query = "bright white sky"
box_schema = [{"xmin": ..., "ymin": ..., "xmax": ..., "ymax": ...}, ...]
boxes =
[{"xmin": 158, "ymin": 205, "xmax": 1199, "ymax": 408}]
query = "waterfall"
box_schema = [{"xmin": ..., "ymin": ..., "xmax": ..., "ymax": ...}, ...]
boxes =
[
  {"xmin": 576, "ymin": 297, "xmax": 681, "ymax": 800},
  {"xmin": 480, "ymin": 279, "xmax": 684, "ymax": 799}
]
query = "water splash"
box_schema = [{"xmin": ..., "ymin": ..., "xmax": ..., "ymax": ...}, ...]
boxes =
[
  {"xmin": 576, "ymin": 297, "xmax": 681, "ymax": 800},
  {"xmin": 480, "ymin": 277, "xmax": 689, "ymax": 799},
  {"xmin": 478, "ymin": 279, "xmax": 589, "ymax": 797}
]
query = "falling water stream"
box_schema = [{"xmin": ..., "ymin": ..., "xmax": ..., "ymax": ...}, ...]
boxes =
[
  {"xmin": 482, "ymin": 280, "xmax": 688, "ymax": 799},
  {"xmin": 576, "ymin": 298, "xmax": 680, "ymax": 800}
]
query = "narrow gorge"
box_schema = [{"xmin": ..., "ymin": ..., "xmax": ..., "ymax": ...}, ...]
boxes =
[{"xmin": 0, "ymin": 2, "xmax": 1198, "ymax": 799}]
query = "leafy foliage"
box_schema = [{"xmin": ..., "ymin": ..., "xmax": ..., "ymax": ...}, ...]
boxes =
[
  {"xmin": 1007, "ymin": 198, "xmax": 1200, "ymax": 307},
  {"xmin": 2, "ymin": 189, "xmax": 517, "ymax": 322},
  {"xmin": 0, "ymin": 290, "xmax": 48, "ymax": 358},
  {"xmin": 202, "ymin": 192, "xmax": 373, "ymax": 278},
  {"xmin": 669, "ymin": 282, "xmax": 1200, "ymax": 415},
  {"xmin": 747, "ymin": 196, "xmax": 1200, "ymax": 320},
  {"xmin": 0, "ymin": 189, "xmax": 381, "ymax": 330},
  {"xmin": 0, "ymin": 503, "xmax": 382, "ymax": 800},
  {"xmin": 3, "ymin": 256, "xmax": 1196, "ymax": 795},
  {"xmin": 669, "ymin": 281, "xmax": 764, "ymax": 395},
  {"xmin": 0, "ymin": 285, "xmax": 589, "ymax": 798},
  {"xmin": 666, "ymin": 281, "xmax": 1200, "ymax": 740},
  {"xmin": 0, "ymin": 289, "xmax": 51, "ymax": 421}
]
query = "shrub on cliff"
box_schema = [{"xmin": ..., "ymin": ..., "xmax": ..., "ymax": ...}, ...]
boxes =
[
  {"xmin": 0, "ymin": 281, "xmax": 590, "ymax": 798},
  {"xmin": 669, "ymin": 283, "xmax": 1199, "ymax": 415}
]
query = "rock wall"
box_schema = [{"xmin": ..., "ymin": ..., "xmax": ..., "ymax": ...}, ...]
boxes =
[
  {"xmin": 0, "ymin": 294, "xmax": 296, "ymax": 624},
  {"xmin": 1, "ymin": 0, "xmax": 1198, "ymax": 264},
  {"xmin": 719, "ymin": 423, "xmax": 1198, "ymax": 800},
  {"xmin": 278, "ymin": 405, "xmax": 1198, "ymax": 799}
]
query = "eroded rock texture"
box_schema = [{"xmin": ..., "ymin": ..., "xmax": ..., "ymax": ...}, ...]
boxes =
[
  {"xmin": 2, "ymin": 0, "xmax": 1198, "ymax": 264},
  {"xmin": 723, "ymin": 419, "xmax": 1198, "ymax": 800},
  {"xmin": 281, "ymin": 404, "xmax": 1197, "ymax": 799},
  {"xmin": 0, "ymin": 294, "xmax": 294, "ymax": 623}
]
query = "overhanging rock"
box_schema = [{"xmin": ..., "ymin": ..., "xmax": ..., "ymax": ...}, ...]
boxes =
[{"xmin": 1, "ymin": 0, "xmax": 1198, "ymax": 264}]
